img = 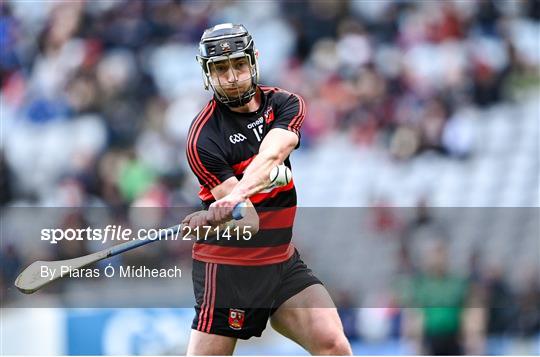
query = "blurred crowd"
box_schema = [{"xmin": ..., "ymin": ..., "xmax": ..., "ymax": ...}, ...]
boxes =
[
  {"xmin": 335, "ymin": 203, "xmax": 540, "ymax": 355},
  {"xmin": 1, "ymin": 0, "xmax": 539, "ymax": 354},
  {"xmin": 1, "ymin": 0, "xmax": 539, "ymax": 207}
]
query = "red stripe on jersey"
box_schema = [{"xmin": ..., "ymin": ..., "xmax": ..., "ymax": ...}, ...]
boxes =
[
  {"xmin": 232, "ymin": 154, "xmax": 257, "ymax": 175},
  {"xmin": 206, "ymin": 264, "xmax": 217, "ymax": 333},
  {"xmin": 198, "ymin": 186, "xmax": 214, "ymax": 201},
  {"xmin": 193, "ymin": 243, "xmax": 295, "ymax": 266},
  {"xmin": 289, "ymin": 94, "xmax": 305, "ymax": 134},
  {"xmin": 259, "ymin": 206, "xmax": 297, "ymax": 230},
  {"xmin": 187, "ymin": 101, "xmax": 214, "ymax": 188},
  {"xmin": 192, "ymin": 101, "xmax": 220, "ymax": 187},
  {"xmin": 260, "ymin": 85, "xmax": 278, "ymax": 94},
  {"xmin": 197, "ymin": 262, "xmax": 211, "ymax": 331},
  {"xmin": 249, "ymin": 179, "xmax": 294, "ymax": 204},
  {"xmin": 187, "ymin": 101, "xmax": 220, "ymax": 188},
  {"xmin": 197, "ymin": 154, "xmax": 256, "ymax": 201}
]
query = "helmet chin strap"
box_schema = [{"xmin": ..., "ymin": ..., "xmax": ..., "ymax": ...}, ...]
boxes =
[{"xmin": 224, "ymin": 92, "xmax": 256, "ymax": 108}]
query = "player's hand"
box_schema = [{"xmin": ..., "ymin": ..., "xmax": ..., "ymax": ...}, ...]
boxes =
[
  {"xmin": 208, "ymin": 193, "xmax": 245, "ymax": 224},
  {"xmin": 181, "ymin": 210, "xmax": 210, "ymax": 232}
]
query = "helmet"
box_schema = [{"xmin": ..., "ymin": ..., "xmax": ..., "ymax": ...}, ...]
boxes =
[{"xmin": 196, "ymin": 23, "xmax": 259, "ymax": 107}]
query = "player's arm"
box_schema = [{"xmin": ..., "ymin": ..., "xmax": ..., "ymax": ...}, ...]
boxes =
[
  {"xmin": 232, "ymin": 128, "xmax": 298, "ymax": 199},
  {"xmin": 205, "ymin": 128, "xmax": 296, "ymax": 225},
  {"xmin": 209, "ymin": 93, "xmax": 305, "ymax": 223}
]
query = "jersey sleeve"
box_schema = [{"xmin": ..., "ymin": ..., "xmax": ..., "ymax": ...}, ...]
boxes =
[
  {"xmin": 270, "ymin": 92, "xmax": 306, "ymax": 142},
  {"xmin": 186, "ymin": 140, "xmax": 235, "ymax": 190}
]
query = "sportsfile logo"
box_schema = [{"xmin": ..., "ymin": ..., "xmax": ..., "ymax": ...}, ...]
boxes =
[{"xmin": 229, "ymin": 133, "xmax": 247, "ymax": 144}]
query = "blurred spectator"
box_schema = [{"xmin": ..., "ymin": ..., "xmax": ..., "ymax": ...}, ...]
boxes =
[
  {"xmin": 400, "ymin": 239, "xmax": 471, "ymax": 355},
  {"xmin": 0, "ymin": 244, "xmax": 22, "ymax": 291},
  {"xmin": 336, "ymin": 291, "xmax": 360, "ymax": 342},
  {"xmin": 513, "ymin": 270, "xmax": 540, "ymax": 339},
  {"xmin": 0, "ymin": 151, "xmax": 14, "ymax": 205},
  {"xmin": 482, "ymin": 264, "xmax": 515, "ymax": 354}
]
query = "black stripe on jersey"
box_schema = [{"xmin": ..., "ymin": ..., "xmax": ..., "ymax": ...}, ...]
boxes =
[
  {"xmin": 253, "ymin": 188, "xmax": 297, "ymax": 208},
  {"xmin": 194, "ymin": 227, "xmax": 293, "ymax": 247}
]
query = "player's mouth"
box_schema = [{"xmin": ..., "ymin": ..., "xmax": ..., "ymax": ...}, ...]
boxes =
[{"xmin": 222, "ymin": 86, "xmax": 247, "ymax": 96}]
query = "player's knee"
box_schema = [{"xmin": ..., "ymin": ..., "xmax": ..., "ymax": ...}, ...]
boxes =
[
  {"xmin": 313, "ymin": 331, "xmax": 352, "ymax": 355},
  {"xmin": 269, "ymin": 318, "xmax": 282, "ymax": 334}
]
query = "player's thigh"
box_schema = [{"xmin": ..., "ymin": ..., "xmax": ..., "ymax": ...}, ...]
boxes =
[
  {"xmin": 186, "ymin": 329, "xmax": 237, "ymax": 356},
  {"xmin": 270, "ymin": 284, "xmax": 351, "ymax": 354}
]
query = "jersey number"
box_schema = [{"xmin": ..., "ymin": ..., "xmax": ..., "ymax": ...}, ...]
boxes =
[{"xmin": 252, "ymin": 124, "xmax": 263, "ymax": 142}]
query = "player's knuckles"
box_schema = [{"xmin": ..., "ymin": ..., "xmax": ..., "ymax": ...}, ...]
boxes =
[
  {"xmin": 215, "ymin": 208, "xmax": 226, "ymax": 221},
  {"xmin": 182, "ymin": 211, "xmax": 200, "ymax": 224},
  {"xmin": 203, "ymin": 210, "xmax": 212, "ymax": 222},
  {"xmin": 193, "ymin": 216, "xmax": 206, "ymax": 227},
  {"xmin": 187, "ymin": 220, "xmax": 197, "ymax": 230},
  {"xmin": 198, "ymin": 215, "xmax": 210, "ymax": 226},
  {"xmin": 189, "ymin": 215, "xmax": 204, "ymax": 227},
  {"xmin": 185, "ymin": 212, "xmax": 198, "ymax": 220}
]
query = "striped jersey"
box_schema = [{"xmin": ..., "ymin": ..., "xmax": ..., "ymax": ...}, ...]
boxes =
[{"xmin": 186, "ymin": 85, "xmax": 306, "ymax": 266}]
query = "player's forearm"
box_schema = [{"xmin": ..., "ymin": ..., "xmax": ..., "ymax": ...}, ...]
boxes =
[{"xmin": 231, "ymin": 149, "xmax": 282, "ymax": 199}]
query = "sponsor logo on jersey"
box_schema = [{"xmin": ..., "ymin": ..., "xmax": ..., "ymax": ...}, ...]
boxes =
[
  {"xmin": 247, "ymin": 117, "xmax": 264, "ymax": 129},
  {"xmin": 229, "ymin": 133, "xmax": 247, "ymax": 144},
  {"xmin": 228, "ymin": 309, "xmax": 245, "ymax": 330}
]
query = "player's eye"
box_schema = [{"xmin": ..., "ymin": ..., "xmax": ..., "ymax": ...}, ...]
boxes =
[
  {"xmin": 211, "ymin": 62, "xmax": 229, "ymax": 74},
  {"xmin": 234, "ymin": 60, "xmax": 248, "ymax": 70},
  {"xmin": 215, "ymin": 65, "xmax": 228, "ymax": 73}
]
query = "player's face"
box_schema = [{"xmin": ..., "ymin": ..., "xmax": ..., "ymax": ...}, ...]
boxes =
[{"xmin": 208, "ymin": 56, "xmax": 252, "ymax": 99}]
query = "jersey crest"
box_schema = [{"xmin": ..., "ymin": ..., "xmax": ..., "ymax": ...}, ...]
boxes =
[{"xmin": 228, "ymin": 308, "xmax": 245, "ymax": 330}]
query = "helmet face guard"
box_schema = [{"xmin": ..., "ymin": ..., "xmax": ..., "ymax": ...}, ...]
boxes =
[{"xmin": 197, "ymin": 24, "xmax": 259, "ymax": 107}]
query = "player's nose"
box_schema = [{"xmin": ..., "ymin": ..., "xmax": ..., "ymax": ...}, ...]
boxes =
[{"xmin": 226, "ymin": 68, "xmax": 238, "ymax": 83}]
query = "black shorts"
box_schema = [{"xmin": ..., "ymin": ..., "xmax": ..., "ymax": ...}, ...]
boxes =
[{"xmin": 191, "ymin": 249, "xmax": 322, "ymax": 339}]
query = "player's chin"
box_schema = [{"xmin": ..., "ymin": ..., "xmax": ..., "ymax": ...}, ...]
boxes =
[
  {"xmin": 222, "ymin": 89, "xmax": 243, "ymax": 96},
  {"xmin": 219, "ymin": 80, "xmax": 250, "ymax": 93},
  {"xmin": 220, "ymin": 88, "xmax": 249, "ymax": 99}
]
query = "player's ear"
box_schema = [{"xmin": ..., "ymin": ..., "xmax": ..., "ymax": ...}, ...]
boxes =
[{"xmin": 255, "ymin": 49, "xmax": 259, "ymax": 59}]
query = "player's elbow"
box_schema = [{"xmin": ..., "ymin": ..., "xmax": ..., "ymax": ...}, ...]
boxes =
[
  {"xmin": 247, "ymin": 222, "xmax": 259, "ymax": 236},
  {"xmin": 263, "ymin": 146, "xmax": 293, "ymax": 166},
  {"xmin": 241, "ymin": 221, "xmax": 259, "ymax": 238},
  {"xmin": 259, "ymin": 130, "xmax": 298, "ymax": 164},
  {"xmin": 275, "ymin": 137, "xmax": 298, "ymax": 163},
  {"xmin": 249, "ymin": 217, "xmax": 260, "ymax": 235}
]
